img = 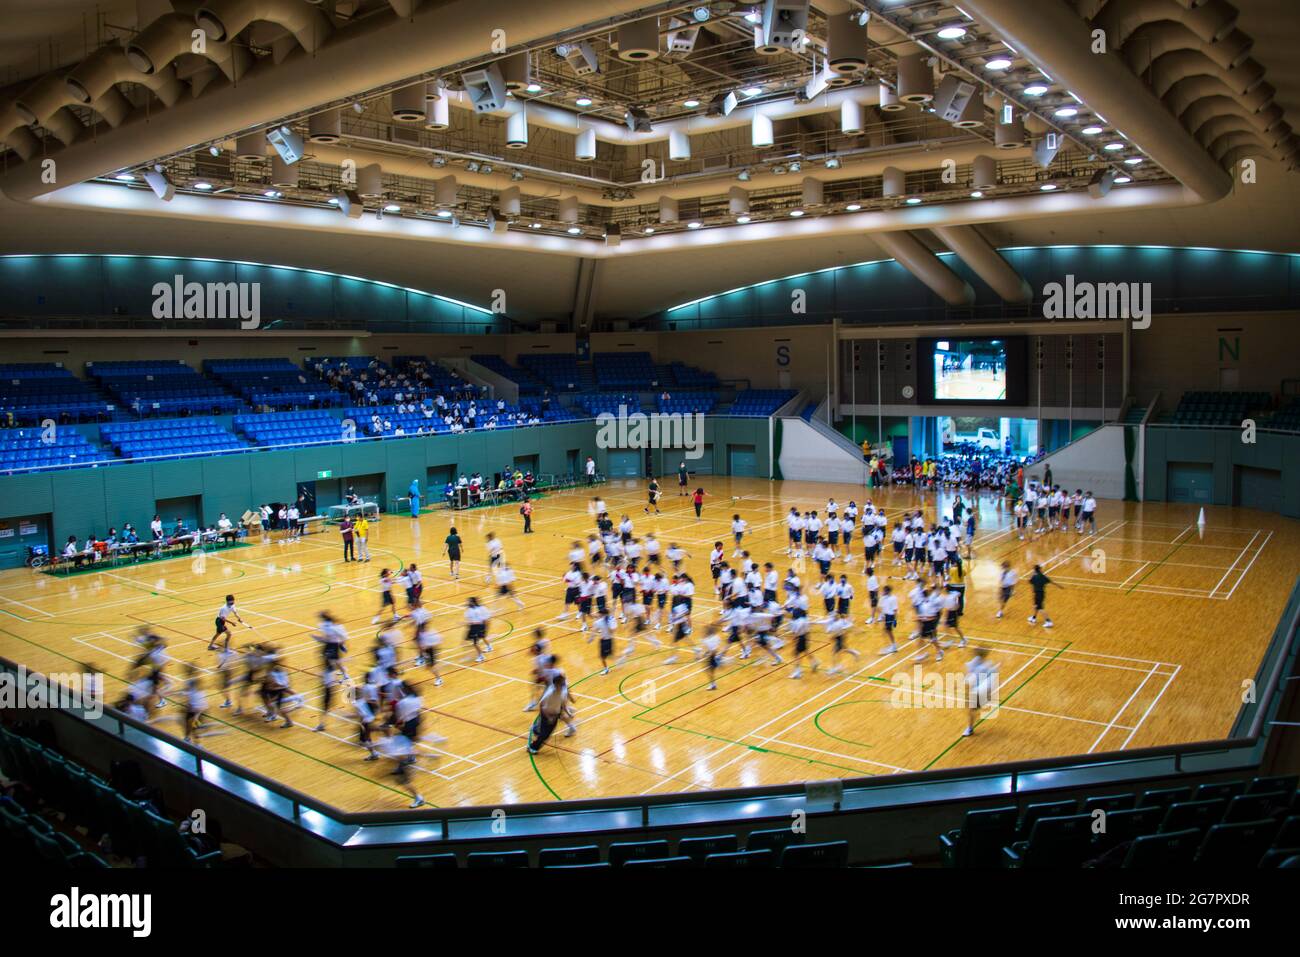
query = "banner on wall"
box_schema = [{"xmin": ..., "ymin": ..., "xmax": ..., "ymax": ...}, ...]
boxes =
[{"xmin": 18, "ymin": 522, "xmax": 37, "ymax": 536}]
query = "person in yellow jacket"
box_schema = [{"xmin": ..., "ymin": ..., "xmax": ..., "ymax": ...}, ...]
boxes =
[{"xmin": 354, "ymin": 516, "xmax": 371, "ymax": 562}]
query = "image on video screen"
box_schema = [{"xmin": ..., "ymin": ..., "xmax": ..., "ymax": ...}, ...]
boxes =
[{"xmin": 933, "ymin": 340, "xmax": 1006, "ymax": 401}]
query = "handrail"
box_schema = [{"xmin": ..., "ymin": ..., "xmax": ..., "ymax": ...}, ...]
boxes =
[{"xmin": 4, "ymin": 577, "xmax": 1293, "ymax": 845}]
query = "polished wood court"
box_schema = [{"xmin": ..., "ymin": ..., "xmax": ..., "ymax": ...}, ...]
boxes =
[{"xmin": 1, "ymin": 476, "xmax": 1296, "ymax": 812}]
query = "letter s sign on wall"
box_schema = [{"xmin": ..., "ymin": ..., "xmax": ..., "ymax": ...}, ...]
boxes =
[{"xmin": 776, "ymin": 345, "xmax": 790, "ymax": 367}]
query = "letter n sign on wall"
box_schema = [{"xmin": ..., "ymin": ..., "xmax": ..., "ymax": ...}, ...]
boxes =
[{"xmin": 1218, "ymin": 336, "xmax": 1240, "ymax": 361}]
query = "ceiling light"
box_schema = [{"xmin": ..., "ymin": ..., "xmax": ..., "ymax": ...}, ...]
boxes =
[
  {"xmin": 1053, "ymin": 106, "xmax": 1078, "ymax": 117},
  {"xmin": 567, "ymin": 226, "xmax": 582, "ymax": 235},
  {"xmin": 263, "ymin": 189, "xmax": 282, "ymax": 198},
  {"xmin": 525, "ymin": 82, "xmax": 543, "ymax": 94},
  {"xmin": 1040, "ymin": 183, "xmax": 1057, "ymax": 191},
  {"xmin": 384, "ymin": 203, "xmax": 401, "ymax": 212},
  {"xmin": 742, "ymin": 86, "xmax": 763, "ymax": 97},
  {"xmin": 1024, "ymin": 84, "xmax": 1048, "ymax": 96},
  {"xmin": 789, "ymin": 161, "xmax": 802, "ymax": 173},
  {"xmin": 575, "ymin": 96, "xmax": 593, "ymax": 107},
  {"xmin": 430, "ymin": 155, "xmax": 448, "ymax": 167},
  {"xmin": 744, "ymin": 11, "xmax": 761, "ymax": 24},
  {"xmin": 208, "ymin": 146, "xmax": 221, "ymax": 157},
  {"xmin": 789, "ymin": 209, "xmax": 804, "ymax": 217},
  {"xmin": 969, "ymin": 190, "xmax": 983, "ymax": 198},
  {"xmin": 1114, "ymin": 175, "xmax": 1132, "ymax": 184},
  {"xmin": 1124, "ymin": 156, "xmax": 1143, "ymax": 165},
  {"xmin": 692, "ymin": 6, "xmax": 711, "ymax": 21},
  {"xmin": 466, "ymin": 161, "xmax": 481, "ymax": 173},
  {"xmin": 845, "ymin": 203, "xmax": 861, "ymax": 211},
  {"xmin": 327, "ymin": 197, "xmax": 340, "ymax": 205},
  {"xmin": 772, "ymin": 164, "xmax": 787, "ymax": 175},
  {"xmin": 530, "ymin": 221, "xmax": 541, "ymax": 228},
  {"xmin": 1103, "ymin": 141, "xmax": 1125, "ymax": 151},
  {"xmin": 687, "ymin": 220, "xmax": 702, "ymax": 229},
  {"xmin": 114, "ymin": 172, "xmax": 136, "ymax": 181},
  {"xmin": 735, "ymin": 215, "xmax": 751, "ymax": 223},
  {"xmin": 193, "ymin": 181, "xmax": 213, "ymax": 190},
  {"xmin": 644, "ymin": 226, "xmax": 655, "ymax": 234},
  {"xmin": 737, "ymin": 169, "xmax": 751, "ymax": 182},
  {"xmin": 683, "ymin": 98, "xmax": 701, "ymax": 108},
  {"xmin": 825, "ymin": 157, "xmax": 841, "ymax": 169},
  {"xmin": 1081, "ymin": 125, "xmax": 1103, "ymax": 135},
  {"xmin": 510, "ymin": 170, "xmax": 525, "ymax": 181},
  {"xmin": 480, "ymin": 164, "xmax": 493, "ymax": 175},
  {"xmin": 985, "ymin": 57, "xmax": 1011, "ymax": 71},
  {"xmin": 905, "ymin": 196, "xmax": 922, "ymax": 204},
  {"xmin": 936, "ymin": 25, "xmax": 967, "ymax": 40},
  {"xmin": 436, "ymin": 209, "xmax": 452, "ymax": 217}
]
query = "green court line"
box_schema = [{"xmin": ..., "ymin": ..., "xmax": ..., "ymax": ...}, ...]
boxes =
[
  {"xmin": 811, "ymin": 700, "xmax": 890, "ymax": 750},
  {"xmin": 1124, "ymin": 527, "xmax": 1194, "ymax": 593},
  {"xmin": 528, "ymin": 750, "xmax": 562, "ymax": 801},
  {"xmin": 921, "ymin": 640, "xmax": 1073, "ymax": 771}
]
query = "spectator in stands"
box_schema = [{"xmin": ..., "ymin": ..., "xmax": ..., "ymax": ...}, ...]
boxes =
[{"xmin": 150, "ymin": 514, "xmax": 164, "ymax": 540}]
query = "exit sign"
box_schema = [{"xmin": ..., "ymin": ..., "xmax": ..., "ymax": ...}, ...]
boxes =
[{"xmin": 316, "ymin": 470, "xmax": 333, "ymax": 479}]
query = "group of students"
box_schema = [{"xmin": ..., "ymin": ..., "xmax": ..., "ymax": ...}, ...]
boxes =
[{"xmin": 1011, "ymin": 482, "xmax": 1099, "ymax": 539}]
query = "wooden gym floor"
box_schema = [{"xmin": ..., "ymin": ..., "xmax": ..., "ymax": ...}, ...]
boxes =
[{"xmin": 0, "ymin": 476, "xmax": 1295, "ymax": 812}]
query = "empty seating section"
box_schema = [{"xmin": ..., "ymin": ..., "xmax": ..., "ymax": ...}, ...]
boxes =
[
  {"xmin": 1166, "ymin": 390, "xmax": 1271, "ymax": 426},
  {"xmin": 88, "ymin": 360, "xmax": 242, "ymax": 416},
  {"xmin": 519, "ymin": 398, "xmax": 582, "ymax": 422},
  {"xmin": 101, "ymin": 417, "xmax": 247, "ymax": 461},
  {"xmin": 577, "ymin": 392, "xmax": 642, "ymax": 417},
  {"xmin": 517, "ymin": 354, "xmax": 587, "ymax": 392},
  {"xmin": 657, "ymin": 391, "xmax": 716, "ymax": 414},
  {"xmin": 0, "ymin": 427, "xmax": 110, "ymax": 473},
  {"xmin": 233, "ymin": 411, "xmax": 344, "ymax": 448},
  {"xmin": 0, "ymin": 364, "xmax": 111, "ymax": 424},
  {"xmin": 594, "ymin": 351, "xmax": 656, "ymax": 389},
  {"xmin": 1265, "ymin": 398, "xmax": 1300, "ymax": 432},
  {"xmin": 670, "ymin": 362, "xmax": 719, "ymax": 389},
  {"xmin": 939, "ymin": 775, "xmax": 1298, "ymax": 868},
  {"xmin": 470, "ymin": 354, "xmax": 548, "ymax": 396},
  {"xmin": 729, "ymin": 389, "xmax": 797, "ymax": 416},
  {"xmin": 206, "ymin": 358, "xmax": 344, "ymax": 410}
]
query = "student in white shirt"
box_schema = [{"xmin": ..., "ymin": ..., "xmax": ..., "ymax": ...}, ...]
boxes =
[
  {"xmin": 878, "ymin": 585, "xmax": 901, "ymax": 654},
  {"xmin": 963, "ymin": 648, "xmax": 999, "ymax": 737},
  {"xmin": 731, "ymin": 515, "xmax": 748, "ymax": 556},
  {"xmin": 997, "ymin": 561, "xmax": 1018, "ymax": 618}
]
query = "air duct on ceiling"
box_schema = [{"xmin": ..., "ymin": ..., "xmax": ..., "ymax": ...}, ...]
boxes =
[
  {"xmin": 729, "ymin": 186, "xmax": 749, "ymax": 214},
  {"xmin": 897, "ymin": 54, "xmax": 934, "ymax": 103},
  {"xmin": 434, "ymin": 174, "xmax": 457, "ymax": 207},
  {"xmin": 558, "ymin": 195, "xmax": 579, "ymax": 223},
  {"xmin": 616, "ymin": 17, "xmax": 660, "ymax": 61},
  {"xmin": 659, "ymin": 195, "xmax": 678, "ymax": 223},
  {"xmin": 65, "ymin": 46, "xmax": 184, "ymax": 108},
  {"xmin": 575, "ymin": 126, "xmax": 597, "ymax": 160},
  {"xmin": 882, "ymin": 166, "xmax": 905, "ymax": 197},
  {"xmin": 271, "ymin": 155, "xmax": 299, "ymax": 187},
  {"xmin": 499, "ymin": 185, "xmax": 521, "ymax": 215},
  {"xmin": 1092, "ymin": 0, "xmax": 1238, "ymax": 48},
  {"xmin": 841, "ymin": 98, "xmax": 863, "ymax": 133},
  {"xmin": 874, "ymin": 230, "xmax": 975, "ymax": 306},
  {"xmin": 391, "ymin": 84, "xmax": 426, "ymax": 121},
  {"xmin": 357, "ymin": 163, "xmax": 384, "ymax": 197},
  {"xmin": 933, "ymin": 224, "xmax": 1032, "ymax": 302},
  {"xmin": 1147, "ymin": 51, "xmax": 1264, "ymax": 97},
  {"xmin": 826, "ymin": 12, "xmax": 868, "ymax": 74},
  {"xmin": 125, "ymin": 11, "xmax": 252, "ymax": 80},
  {"xmin": 505, "ymin": 101, "xmax": 529, "ymax": 149},
  {"xmin": 801, "ymin": 176, "xmax": 823, "ymax": 206},
  {"xmin": 879, "ymin": 84, "xmax": 903, "ymax": 112},
  {"xmin": 668, "ymin": 128, "xmax": 691, "ymax": 161},
  {"xmin": 308, "ymin": 108, "xmax": 341, "ymax": 143},
  {"xmin": 424, "ymin": 89, "xmax": 451, "ymax": 130},
  {"xmin": 972, "ymin": 154, "xmax": 997, "ymax": 189},
  {"xmin": 194, "ymin": 0, "xmax": 333, "ymax": 54},
  {"xmin": 235, "ymin": 132, "xmax": 266, "ymax": 159},
  {"xmin": 752, "ymin": 112, "xmax": 774, "ymax": 147},
  {"xmin": 995, "ymin": 114, "xmax": 1026, "ymax": 149},
  {"xmin": 500, "ymin": 52, "xmax": 531, "ymax": 90}
]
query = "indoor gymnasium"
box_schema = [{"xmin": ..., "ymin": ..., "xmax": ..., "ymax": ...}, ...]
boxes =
[{"xmin": 0, "ymin": 0, "xmax": 1298, "ymax": 888}]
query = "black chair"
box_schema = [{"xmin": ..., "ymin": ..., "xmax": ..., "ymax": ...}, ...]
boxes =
[
  {"xmin": 1084, "ymin": 793, "xmax": 1136, "ymax": 814},
  {"xmin": 746, "ymin": 827, "xmax": 803, "ymax": 856},
  {"xmin": 703, "ymin": 849, "xmax": 774, "ymax": 869},
  {"xmin": 622, "ymin": 856, "xmax": 693, "ymax": 869},
  {"xmin": 539, "ymin": 845, "xmax": 601, "ymax": 868},
  {"xmin": 1194, "ymin": 820, "xmax": 1278, "ymax": 867},
  {"xmin": 1224, "ymin": 792, "xmax": 1288, "ymax": 824},
  {"xmin": 1158, "ymin": 798, "xmax": 1226, "ymax": 834},
  {"xmin": 1258, "ymin": 848, "xmax": 1300, "ymax": 868},
  {"xmin": 1016, "ymin": 801, "xmax": 1077, "ymax": 838},
  {"xmin": 1274, "ymin": 815, "xmax": 1300, "ymax": 847},
  {"xmin": 545, "ymin": 862, "xmax": 612, "ymax": 869},
  {"xmin": 1003, "ymin": 814, "xmax": 1093, "ymax": 868},
  {"xmin": 1122, "ymin": 828, "xmax": 1201, "ymax": 868},
  {"xmin": 940, "ymin": 806, "xmax": 1018, "ymax": 868},
  {"xmin": 781, "ymin": 841, "xmax": 849, "ymax": 868},
  {"xmin": 608, "ymin": 840, "xmax": 670, "ymax": 868},
  {"xmin": 1193, "ymin": 781, "xmax": 1246, "ymax": 802},
  {"xmin": 678, "ymin": 834, "xmax": 739, "ymax": 864},
  {"xmin": 1137, "ymin": 786, "xmax": 1192, "ymax": 811},
  {"xmin": 466, "ymin": 849, "xmax": 530, "ymax": 869},
  {"xmin": 396, "ymin": 853, "xmax": 458, "ymax": 868},
  {"xmin": 1247, "ymin": 775, "xmax": 1298, "ymax": 796}
]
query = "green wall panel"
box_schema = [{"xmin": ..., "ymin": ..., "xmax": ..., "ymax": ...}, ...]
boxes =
[
  {"xmin": 202, "ymin": 456, "xmax": 253, "ymax": 525},
  {"xmin": 0, "ymin": 473, "xmax": 55, "ymax": 518},
  {"xmin": 51, "ymin": 469, "xmax": 109, "ymax": 544},
  {"xmin": 151, "ymin": 459, "xmax": 205, "ymax": 499}
]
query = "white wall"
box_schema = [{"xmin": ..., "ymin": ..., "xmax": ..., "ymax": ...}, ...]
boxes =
[
  {"xmin": 777, "ymin": 418, "xmax": 870, "ymax": 485},
  {"xmin": 1029, "ymin": 423, "xmax": 1129, "ymax": 500}
]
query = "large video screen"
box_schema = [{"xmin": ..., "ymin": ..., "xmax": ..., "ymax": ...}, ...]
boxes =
[{"xmin": 916, "ymin": 336, "xmax": 1027, "ymax": 405}]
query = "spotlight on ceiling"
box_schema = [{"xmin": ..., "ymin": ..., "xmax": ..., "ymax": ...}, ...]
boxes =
[
  {"xmin": 567, "ymin": 225, "xmax": 582, "ymax": 235},
  {"xmin": 208, "ymin": 145, "xmax": 221, "ymax": 157},
  {"xmin": 683, "ymin": 98, "xmax": 701, "ymax": 109},
  {"xmin": 969, "ymin": 190, "xmax": 983, "ymax": 198},
  {"xmin": 1102, "ymin": 140, "xmax": 1125, "ymax": 151},
  {"xmin": 530, "ymin": 221, "xmax": 542, "ymax": 228},
  {"xmin": 466, "ymin": 161, "xmax": 481, "ymax": 173},
  {"xmin": 936, "ymin": 24, "xmax": 967, "ymax": 40},
  {"xmin": 692, "ymin": 5, "xmax": 710, "ymax": 21},
  {"xmin": 1114, "ymin": 175, "xmax": 1132, "ymax": 184},
  {"xmin": 736, "ymin": 215, "xmax": 751, "ymax": 223},
  {"xmin": 1053, "ymin": 106, "xmax": 1078, "ymax": 117},
  {"xmin": 742, "ymin": 85, "xmax": 763, "ymax": 97},
  {"xmin": 905, "ymin": 196, "xmax": 922, "ymax": 204},
  {"xmin": 429, "ymin": 155, "xmax": 448, "ymax": 168},
  {"xmin": 1087, "ymin": 167, "xmax": 1117, "ymax": 198},
  {"xmin": 1039, "ymin": 183, "xmax": 1057, "ymax": 191},
  {"xmin": 737, "ymin": 169, "xmax": 751, "ymax": 182},
  {"xmin": 143, "ymin": 167, "xmax": 175, "ymax": 202},
  {"xmin": 708, "ymin": 91, "xmax": 738, "ymax": 116},
  {"xmin": 525, "ymin": 82, "xmax": 543, "ymax": 94},
  {"xmin": 1124, "ymin": 156, "xmax": 1143, "ymax": 165},
  {"xmin": 1024, "ymin": 84, "xmax": 1048, "ymax": 96},
  {"xmin": 114, "ymin": 172, "xmax": 136, "ymax": 181},
  {"xmin": 625, "ymin": 107, "xmax": 653, "ymax": 132},
  {"xmin": 825, "ymin": 156, "xmax": 841, "ymax": 169},
  {"xmin": 193, "ymin": 181, "xmax": 213, "ymax": 191},
  {"xmin": 1081, "ymin": 125, "xmax": 1104, "ymax": 135},
  {"xmin": 845, "ymin": 203, "xmax": 861, "ymax": 211},
  {"xmin": 985, "ymin": 57, "xmax": 1011, "ymax": 70},
  {"xmin": 436, "ymin": 209, "xmax": 453, "ymax": 218},
  {"xmin": 644, "ymin": 226, "xmax": 655, "ymax": 234},
  {"xmin": 384, "ymin": 203, "xmax": 401, "ymax": 212},
  {"xmin": 687, "ymin": 220, "xmax": 702, "ymax": 229},
  {"xmin": 266, "ymin": 125, "xmax": 306, "ymax": 164},
  {"xmin": 575, "ymin": 96, "xmax": 593, "ymax": 107},
  {"xmin": 789, "ymin": 208, "xmax": 804, "ymax": 217},
  {"xmin": 772, "ymin": 164, "xmax": 787, "ymax": 175},
  {"xmin": 789, "ymin": 161, "xmax": 802, "ymax": 173},
  {"xmin": 510, "ymin": 169, "xmax": 525, "ymax": 181},
  {"xmin": 263, "ymin": 189, "xmax": 282, "ymax": 199}
]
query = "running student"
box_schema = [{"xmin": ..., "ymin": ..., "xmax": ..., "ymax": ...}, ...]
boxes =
[
  {"xmin": 463, "ymin": 597, "xmax": 492, "ymax": 662},
  {"xmin": 878, "ymin": 585, "xmax": 900, "ymax": 654},
  {"xmin": 372, "ymin": 568, "xmax": 398, "ymax": 624},
  {"xmin": 1027, "ymin": 564, "xmax": 1061, "ymax": 628},
  {"xmin": 645, "ymin": 478, "xmax": 662, "ymax": 514},
  {"xmin": 208, "ymin": 594, "xmax": 247, "ymax": 652},
  {"xmin": 963, "ymin": 648, "xmax": 999, "ymax": 737},
  {"xmin": 692, "ymin": 487, "xmax": 706, "ymax": 519},
  {"xmin": 996, "ymin": 561, "xmax": 1017, "ymax": 619},
  {"xmin": 731, "ymin": 514, "xmax": 748, "ymax": 556},
  {"xmin": 311, "ymin": 611, "xmax": 349, "ymax": 732},
  {"xmin": 527, "ymin": 667, "xmax": 577, "ymax": 753}
]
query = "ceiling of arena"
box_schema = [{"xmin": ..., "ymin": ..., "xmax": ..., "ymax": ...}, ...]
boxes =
[{"xmin": 1, "ymin": 0, "xmax": 1297, "ymax": 323}]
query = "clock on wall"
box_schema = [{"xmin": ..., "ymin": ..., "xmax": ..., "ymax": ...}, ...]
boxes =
[{"xmin": 901, "ymin": 385, "xmax": 914, "ymax": 399}]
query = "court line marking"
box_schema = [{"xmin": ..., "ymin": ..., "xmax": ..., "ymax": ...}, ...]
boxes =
[
  {"xmin": 1120, "ymin": 665, "xmax": 1181, "ymax": 749},
  {"xmin": 1222, "ymin": 530, "xmax": 1273, "ymax": 601},
  {"xmin": 1088, "ymin": 662, "xmax": 1160, "ymax": 753}
]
